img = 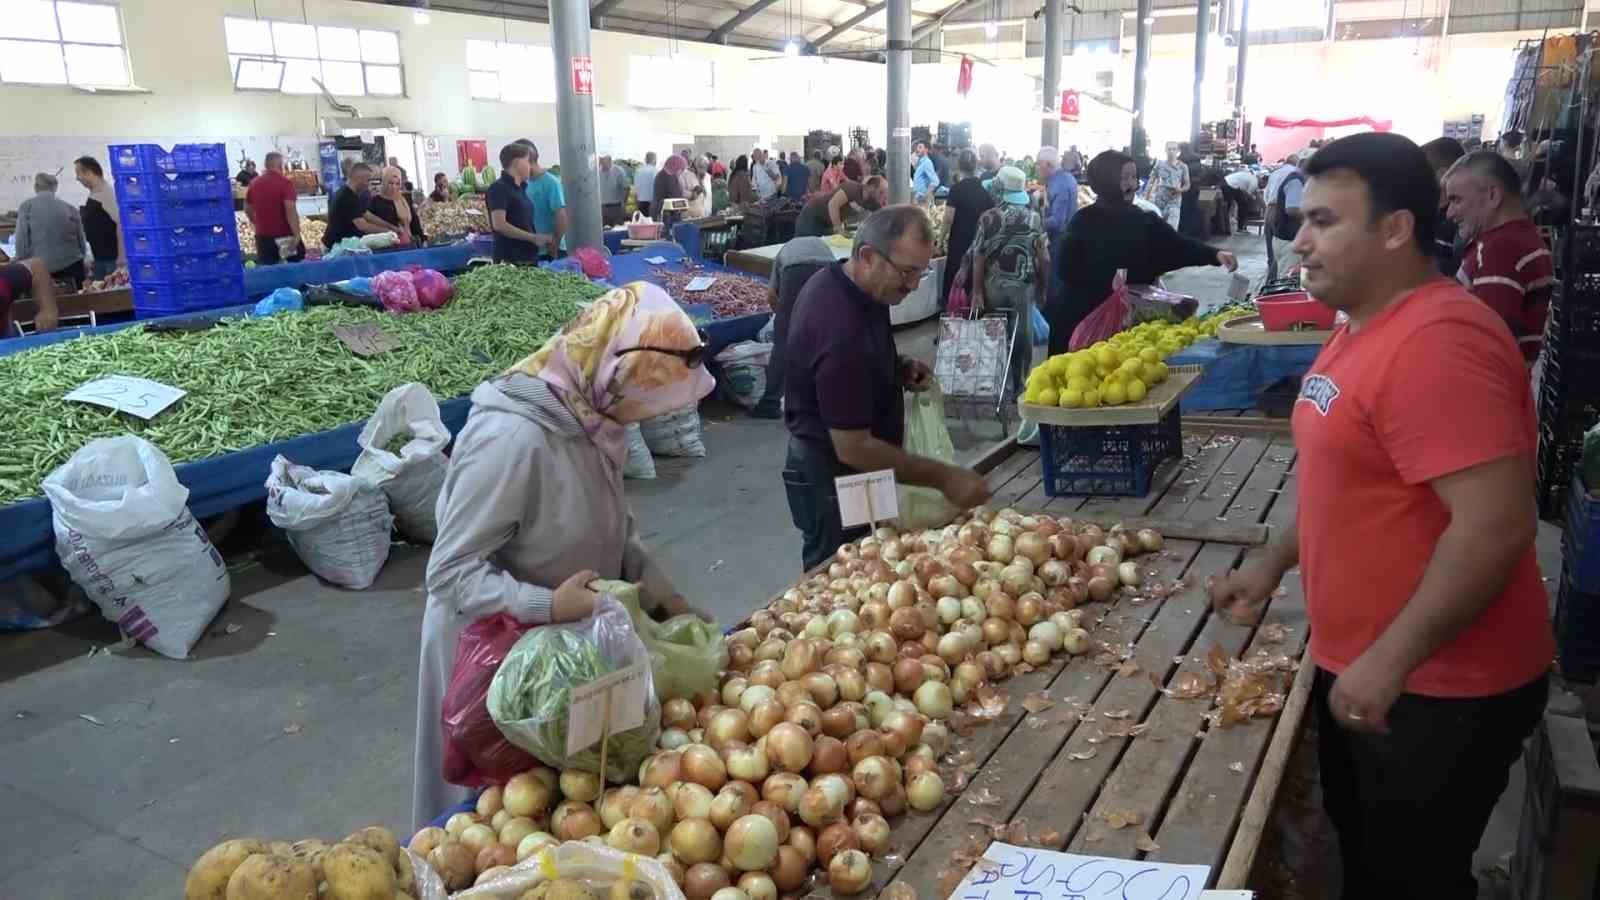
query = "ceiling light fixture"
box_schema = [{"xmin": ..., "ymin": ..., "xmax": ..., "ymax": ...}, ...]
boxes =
[
  {"xmin": 984, "ymin": 19, "xmax": 998, "ymax": 38},
  {"xmin": 784, "ymin": 38, "xmax": 801, "ymax": 56}
]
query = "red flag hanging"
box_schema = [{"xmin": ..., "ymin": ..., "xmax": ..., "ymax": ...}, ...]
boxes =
[
  {"xmin": 1059, "ymin": 89, "xmax": 1080, "ymax": 122},
  {"xmin": 957, "ymin": 55, "xmax": 974, "ymax": 97}
]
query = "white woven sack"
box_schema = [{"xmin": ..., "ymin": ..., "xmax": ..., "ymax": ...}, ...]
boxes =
[
  {"xmin": 43, "ymin": 436, "xmax": 230, "ymax": 659},
  {"xmin": 352, "ymin": 383, "xmax": 450, "ymax": 543},
  {"xmin": 265, "ymin": 455, "xmax": 394, "ymax": 589},
  {"xmin": 623, "ymin": 422, "xmax": 657, "ymax": 479},
  {"xmin": 639, "ymin": 406, "xmax": 708, "ymax": 458}
]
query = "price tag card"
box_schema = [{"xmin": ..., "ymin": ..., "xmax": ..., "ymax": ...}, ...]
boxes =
[
  {"xmin": 65, "ymin": 375, "xmax": 186, "ymax": 420},
  {"xmin": 330, "ymin": 322, "xmax": 400, "ymax": 357},
  {"xmin": 834, "ymin": 469, "xmax": 898, "ymax": 528},
  {"xmin": 565, "ymin": 659, "xmax": 651, "ymax": 756},
  {"xmin": 684, "ymin": 276, "xmax": 717, "ymax": 293},
  {"xmin": 644, "ymin": 256, "xmax": 668, "ymax": 264},
  {"xmin": 947, "ymin": 842, "xmax": 1211, "ymax": 900},
  {"xmin": 1228, "ymin": 272, "xmax": 1250, "ymax": 303}
]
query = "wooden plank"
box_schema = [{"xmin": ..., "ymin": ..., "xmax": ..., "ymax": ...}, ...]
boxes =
[
  {"xmin": 1072, "ymin": 516, "xmax": 1267, "ymax": 546},
  {"xmin": 888, "ymin": 540, "xmax": 1207, "ymax": 900},
  {"xmin": 981, "ymin": 446, "xmax": 1037, "ymax": 496},
  {"xmin": 971, "ymin": 438, "xmax": 1018, "ymax": 476},
  {"xmin": 1021, "ymin": 365, "xmax": 1204, "ymax": 427},
  {"xmin": 1216, "ymin": 648, "xmax": 1317, "ymax": 888},
  {"xmin": 987, "ymin": 451, "xmax": 1044, "ymax": 508},
  {"xmin": 1183, "ymin": 415, "xmax": 1293, "ymax": 437}
]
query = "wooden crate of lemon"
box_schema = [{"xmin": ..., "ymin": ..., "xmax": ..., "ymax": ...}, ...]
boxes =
[{"xmin": 1021, "ymin": 324, "xmax": 1210, "ymax": 426}]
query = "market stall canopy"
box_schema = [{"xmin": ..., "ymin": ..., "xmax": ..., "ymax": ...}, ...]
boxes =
[{"xmin": 1262, "ymin": 115, "xmax": 1393, "ymax": 132}]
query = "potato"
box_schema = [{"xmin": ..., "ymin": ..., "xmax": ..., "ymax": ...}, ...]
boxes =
[
  {"xmin": 185, "ymin": 838, "xmax": 271, "ymax": 900},
  {"xmin": 268, "ymin": 841, "xmax": 294, "ymax": 858},
  {"xmin": 407, "ymin": 826, "xmax": 447, "ymax": 859},
  {"xmin": 225, "ymin": 854, "xmax": 317, "ymax": 900},
  {"xmin": 429, "ymin": 841, "xmax": 477, "ymax": 891},
  {"xmin": 287, "ymin": 839, "xmax": 329, "ymax": 882},
  {"xmin": 396, "ymin": 850, "xmax": 416, "ymax": 892},
  {"xmin": 321, "ymin": 842, "xmax": 396, "ymax": 900},
  {"xmin": 525, "ymin": 877, "xmax": 601, "ymax": 900},
  {"xmin": 342, "ymin": 825, "xmax": 400, "ymax": 868}
]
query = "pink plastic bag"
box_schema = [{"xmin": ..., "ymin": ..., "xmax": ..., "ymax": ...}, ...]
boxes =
[
  {"xmin": 441, "ymin": 613, "xmax": 539, "ymax": 787},
  {"xmin": 408, "ymin": 267, "xmax": 455, "ymax": 309},
  {"xmin": 373, "ymin": 270, "xmax": 421, "ymax": 314},
  {"xmin": 1069, "ymin": 271, "xmax": 1130, "ymax": 351},
  {"xmin": 946, "ymin": 260, "xmax": 973, "ymax": 318},
  {"xmin": 571, "ymin": 247, "xmax": 612, "ymax": 280}
]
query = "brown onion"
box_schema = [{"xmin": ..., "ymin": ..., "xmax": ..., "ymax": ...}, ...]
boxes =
[
  {"xmin": 684, "ymin": 862, "xmax": 732, "ymax": 900},
  {"xmin": 863, "ymin": 662, "xmax": 894, "ymax": 694},
  {"xmin": 889, "ymin": 607, "xmax": 925, "ymax": 641},
  {"xmin": 820, "ymin": 705, "xmax": 857, "ymax": 739},
  {"xmin": 770, "ymin": 845, "xmax": 808, "ymax": 892},
  {"xmin": 766, "ymin": 722, "xmax": 814, "ymax": 773},
  {"xmin": 786, "ymin": 825, "xmax": 817, "ymax": 864},
  {"xmin": 808, "ymin": 735, "xmax": 848, "ymax": 775},
  {"xmin": 852, "ymin": 813, "xmax": 892, "ymax": 856}
]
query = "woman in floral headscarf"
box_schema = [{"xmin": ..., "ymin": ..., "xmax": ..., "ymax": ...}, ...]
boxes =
[{"xmin": 412, "ymin": 282, "xmax": 714, "ymax": 827}]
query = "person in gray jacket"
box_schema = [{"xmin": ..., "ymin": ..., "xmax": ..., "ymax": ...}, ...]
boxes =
[
  {"xmin": 412, "ymin": 281, "xmax": 714, "ymax": 828},
  {"xmin": 15, "ymin": 172, "xmax": 87, "ymax": 290}
]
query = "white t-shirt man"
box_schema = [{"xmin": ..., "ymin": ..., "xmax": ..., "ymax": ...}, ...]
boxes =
[{"xmin": 1225, "ymin": 170, "xmax": 1259, "ymax": 195}]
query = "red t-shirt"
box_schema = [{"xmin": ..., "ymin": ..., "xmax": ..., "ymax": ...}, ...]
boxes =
[
  {"xmin": 1456, "ymin": 217, "xmax": 1553, "ymax": 363},
  {"xmin": 244, "ymin": 170, "xmax": 296, "ymax": 239},
  {"xmin": 1292, "ymin": 279, "xmax": 1553, "ymax": 698}
]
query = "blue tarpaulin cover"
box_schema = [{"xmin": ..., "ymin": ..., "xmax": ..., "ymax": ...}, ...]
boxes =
[{"xmin": 1169, "ymin": 338, "xmax": 1322, "ymax": 412}]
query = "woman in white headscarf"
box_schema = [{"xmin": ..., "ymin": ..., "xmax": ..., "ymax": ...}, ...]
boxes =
[{"xmin": 411, "ymin": 282, "xmax": 714, "ymax": 827}]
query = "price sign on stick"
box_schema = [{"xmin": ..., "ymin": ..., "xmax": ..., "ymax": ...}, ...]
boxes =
[
  {"xmin": 566, "ymin": 659, "xmax": 651, "ymax": 778},
  {"xmin": 835, "ymin": 469, "xmax": 898, "ymax": 531},
  {"xmin": 947, "ymin": 841, "xmax": 1212, "ymax": 900},
  {"xmin": 65, "ymin": 375, "xmax": 186, "ymax": 420},
  {"xmin": 684, "ymin": 276, "xmax": 717, "ymax": 292}
]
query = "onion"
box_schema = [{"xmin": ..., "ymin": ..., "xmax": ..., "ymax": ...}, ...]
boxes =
[
  {"xmin": 960, "ymin": 596, "xmax": 987, "ymax": 623},
  {"xmin": 771, "ymin": 845, "xmax": 808, "ymax": 892},
  {"xmin": 1023, "ymin": 640, "xmax": 1051, "ymax": 665},
  {"xmin": 889, "ymin": 607, "xmax": 926, "ymax": 641},
  {"xmin": 1009, "ymin": 620, "xmax": 1028, "ymax": 646},
  {"xmin": 478, "ymin": 846, "xmax": 516, "ymax": 876},
  {"xmin": 976, "ymin": 650, "xmax": 1005, "ymax": 681},
  {"xmin": 628, "ymin": 786, "xmax": 675, "ymax": 835},
  {"xmin": 995, "ymin": 642, "xmax": 1022, "ymax": 668},
  {"xmin": 505, "ymin": 773, "xmax": 554, "ymax": 819},
  {"xmin": 935, "ymin": 632, "xmax": 969, "ymax": 666},
  {"xmin": 1015, "ymin": 593, "xmax": 1044, "ymax": 627},
  {"xmin": 1028, "ymin": 621, "xmax": 1063, "ymax": 651},
  {"xmin": 1050, "ymin": 610, "xmax": 1081, "ymax": 633},
  {"xmin": 727, "ymin": 746, "xmax": 770, "ymax": 782},
  {"xmin": 1086, "ymin": 545, "xmax": 1122, "ymax": 567},
  {"xmin": 863, "ymin": 690, "xmax": 895, "ymax": 727},
  {"xmin": 738, "ymin": 872, "xmax": 777, "ymax": 900},
  {"xmin": 781, "ymin": 641, "xmax": 821, "ymax": 681},
  {"xmin": 710, "ymin": 785, "xmax": 754, "ymax": 831},
  {"xmin": 721, "ymin": 678, "xmax": 749, "ymax": 709},
  {"xmin": 951, "ymin": 560, "xmax": 979, "ymax": 587},
  {"xmin": 461, "ymin": 822, "xmax": 498, "ymax": 855},
  {"xmin": 1118, "ymin": 561, "xmax": 1142, "ymax": 587},
  {"xmin": 833, "ymin": 669, "xmax": 867, "ymax": 703},
  {"xmin": 923, "ymin": 722, "xmax": 953, "ymax": 758},
  {"xmin": 684, "ymin": 862, "xmax": 732, "ymax": 900},
  {"xmin": 1001, "ymin": 566, "xmax": 1032, "ymax": 598},
  {"xmin": 749, "ymin": 699, "xmax": 786, "ymax": 739},
  {"xmin": 661, "ymin": 728, "xmax": 693, "ymax": 751},
  {"xmin": 775, "ymin": 680, "xmax": 811, "ymax": 709},
  {"xmin": 845, "ymin": 730, "xmax": 885, "ymax": 765},
  {"xmin": 1063, "ymin": 627, "xmax": 1091, "ymax": 655},
  {"xmin": 755, "ymin": 638, "xmax": 786, "ymax": 664},
  {"xmin": 987, "ymin": 535, "xmax": 1015, "ymax": 563},
  {"xmin": 761, "ymin": 773, "xmax": 808, "ymax": 814},
  {"xmin": 1048, "ymin": 533, "xmax": 1078, "ymax": 561},
  {"xmin": 816, "ymin": 822, "xmax": 861, "ymax": 867},
  {"xmin": 785, "ymin": 701, "xmax": 823, "ymax": 737},
  {"xmin": 865, "ymin": 631, "xmax": 899, "ymax": 665},
  {"xmin": 609, "ymin": 817, "xmax": 662, "ymax": 855},
  {"xmin": 786, "ymin": 824, "xmax": 817, "ymax": 864},
  {"xmin": 517, "ymin": 832, "xmax": 557, "ymax": 862},
  {"xmin": 986, "ymin": 592, "xmax": 1016, "ymax": 621},
  {"xmin": 885, "ymin": 657, "xmax": 920, "ymax": 695},
  {"xmin": 807, "ymin": 735, "xmax": 848, "ymax": 776},
  {"xmin": 800, "ymin": 672, "xmax": 839, "ymax": 709},
  {"xmin": 829, "ymin": 849, "xmax": 873, "ymax": 895},
  {"xmin": 851, "ymin": 755, "xmax": 896, "ymax": 800},
  {"xmin": 477, "ymin": 785, "xmax": 504, "ymax": 819},
  {"xmin": 886, "ymin": 580, "xmax": 917, "ymax": 609},
  {"xmin": 881, "ymin": 709, "xmax": 925, "ymax": 748},
  {"xmin": 749, "ymin": 800, "xmax": 792, "ymax": 844},
  {"xmin": 553, "ymin": 801, "xmax": 603, "ymax": 841},
  {"xmin": 1136, "ymin": 528, "xmax": 1165, "ymax": 553},
  {"xmin": 906, "ymin": 771, "xmax": 946, "ymax": 812},
  {"xmin": 726, "ymin": 814, "xmax": 780, "ymax": 871},
  {"xmin": 821, "ymin": 704, "xmax": 858, "ymax": 739},
  {"xmin": 642, "ymin": 751, "xmax": 683, "ymax": 790},
  {"xmin": 681, "ymin": 744, "xmax": 729, "ymax": 792},
  {"xmin": 928, "ymin": 573, "xmax": 967, "ymax": 600},
  {"xmin": 765, "ymin": 722, "xmax": 814, "ymax": 773},
  {"xmin": 935, "ymin": 596, "xmax": 963, "ymax": 626},
  {"xmin": 750, "ymin": 661, "xmax": 785, "ymax": 690},
  {"xmin": 708, "ymin": 709, "xmax": 753, "ymax": 750},
  {"xmin": 903, "ymin": 754, "xmax": 938, "ymax": 781},
  {"xmin": 600, "ymin": 787, "xmax": 640, "ymax": 829},
  {"xmin": 982, "ymin": 617, "xmax": 1011, "ymax": 646},
  {"xmin": 711, "ymin": 888, "xmax": 750, "ymax": 900},
  {"xmin": 1086, "ymin": 576, "xmax": 1114, "ymax": 603},
  {"xmin": 669, "ymin": 817, "xmax": 723, "ymax": 865},
  {"xmin": 445, "ymin": 812, "xmax": 479, "ymax": 838},
  {"xmin": 673, "ymin": 782, "xmax": 716, "ymax": 822},
  {"xmin": 1014, "ymin": 532, "xmax": 1051, "ymax": 566},
  {"xmin": 914, "ymin": 681, "xmax": 954, "ymax": 719},
  {"xmin": 798, "ymin": 782, "xmax": 845, "ymax": 827},
  {"xmin": 663, "ymin": 697, "xmax": 698, "ymax": 731}
]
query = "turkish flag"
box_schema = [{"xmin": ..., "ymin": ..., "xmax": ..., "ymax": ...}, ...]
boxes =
[
  {"xmin": 957, "ymin": 55, "xmax": 974, "ymax": 97},
  {"xmin": 1060, "ymin": 90, "xmax": 1080, "ymax": 122}
]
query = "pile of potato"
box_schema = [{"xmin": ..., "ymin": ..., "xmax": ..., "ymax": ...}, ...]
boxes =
[{"xmin": 185, "ymin": 825, "xmax": 419, "ymax": 899}]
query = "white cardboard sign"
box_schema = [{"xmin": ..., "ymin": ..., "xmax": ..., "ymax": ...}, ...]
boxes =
[
  {"xmin": 834, "ymin": 469, "xmax": 898, "ymax": 528},
  {"xmin": 64, "ymin": 375, "xmax": 186, "ymax": 420},
  {"xmin": 644, "ymin": 256, "xmax": 668, "ymax": 264},
  {"xmin": 684, "ymin": 276, "xmax": 717, "ymax": 292},
  {"xmin": 948, "ymin": 841, "xmax": 1211, "ymax": 900},
  {"xmin": 565, "ymin": 659, "xmax": 651, "ymax": 757}
]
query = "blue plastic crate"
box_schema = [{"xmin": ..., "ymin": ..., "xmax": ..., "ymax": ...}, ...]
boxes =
[
  {"xmin": 115, "ymin": 172, "xmax": 232, "ymax": 204},
  {"xmin": 1554, "ymin": 564, "xmax": 1600, "ymax": 682},
  {"xmin": 1564, "ymin": 473, "xmax": 1600, "ymax": 592},
  {"xmin": 128, "ymin": 249, "xmax": 242, "ymax": 284},
  {"xmin": 1038, "ymin": 407, "xmax": 1183, "ymax": 497},
  {"xmin": 108, "ymin": 142, "xmax": 228, "ymax": 176},
  {"xmin": 124, "ymin": 222, "xmax": 239, "ymax": 257},
  {"xmin": 120, "ymin": 197, "xmax": 234, "ymax": 229},
  {"xmin": 130, "ymin": 275, "xmax": 246, "ymax": 315}
]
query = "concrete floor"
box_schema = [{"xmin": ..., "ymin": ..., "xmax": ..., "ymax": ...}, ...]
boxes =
[{"xmin": 0, "ymin": 227, "xmax": 1555, "ymax": 897}]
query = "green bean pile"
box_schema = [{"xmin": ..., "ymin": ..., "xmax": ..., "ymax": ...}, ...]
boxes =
[{"xmin": 0, "ymin": 266, "xmax": 605, "ymax": 506}]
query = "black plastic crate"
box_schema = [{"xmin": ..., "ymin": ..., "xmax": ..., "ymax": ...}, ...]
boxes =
[
  {"xmin": 1554, "ymin": 564, "xmax": 1600, "ymax": 682},
  {"xmin": 1039, "ymin": 407, "xmax": 1183, "ymax": 497}
]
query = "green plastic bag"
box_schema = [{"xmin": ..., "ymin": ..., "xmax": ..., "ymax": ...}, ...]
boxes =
[
  {"xmin": 593, "ymin": 579, "xmax": 727, "ymax": 702},
  {"xmin": 487, "ymin": 596, "xmax": 661, "ymax": 783},
  {"xmin": 898, "ymin": 384, "xmax": 961, "ymax": 530}
]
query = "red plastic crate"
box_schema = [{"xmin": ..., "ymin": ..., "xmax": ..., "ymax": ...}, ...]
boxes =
[{"xmin": 1257, "ymin": 291, "xmax": 1336, "ymax": 331}]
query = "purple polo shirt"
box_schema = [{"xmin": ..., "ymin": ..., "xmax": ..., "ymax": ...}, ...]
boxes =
[{"xmin": 783, "ymin": 262, "xmax": 905, "ymax": 451}]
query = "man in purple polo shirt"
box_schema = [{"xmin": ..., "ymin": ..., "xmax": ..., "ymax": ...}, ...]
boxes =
[{"xmin": 782, "ymin": 205, "xmax": 992, "ymax": 570}]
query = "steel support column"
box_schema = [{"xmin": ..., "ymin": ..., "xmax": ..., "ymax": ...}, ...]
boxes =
[
  {"xmin": 551, "ymin": 0, "xmax": 602, "ymax": 250},
  {"xmin": 887, "ymin": 0, "xmax": 912, "ymax": 204},
  {"xmin": 1041, "ymin": 0, "xmax": 1061, "ymax": 149}
]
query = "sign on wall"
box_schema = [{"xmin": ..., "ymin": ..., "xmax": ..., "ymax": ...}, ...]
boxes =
[{"xmin": 571, "ymin": 56, "xmax": 594, "ymax": 96}]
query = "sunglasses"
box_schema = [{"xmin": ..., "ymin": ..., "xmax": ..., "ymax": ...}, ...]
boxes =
[{"xmin": 616, "ymin": 329, "xmax": 711, "ymax": 369}]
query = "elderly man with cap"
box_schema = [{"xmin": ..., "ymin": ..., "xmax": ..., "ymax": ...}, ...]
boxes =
[
  {"xmin": 1264, "ymin": 152, "xmax": 1306, "ymax": 280},
  {"xmin": 15, "ymin": 172, "xmax": 87, "ymax": 291}
]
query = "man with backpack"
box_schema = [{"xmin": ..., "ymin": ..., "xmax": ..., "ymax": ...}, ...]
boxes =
[{"xmin": 1264, "ymin": 153, "xmax": 1306, "ymax": 280}]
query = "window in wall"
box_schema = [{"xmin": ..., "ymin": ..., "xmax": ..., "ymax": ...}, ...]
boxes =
[
  {"xmin": 223, "ymin": 16, "xmax": 403, "ymax": 96},
  {"xmin": 628, "ymin": 55, "xmax": 714, "ymax": 109},
  {"xmin": 466, "ymin": 40, "xmax": 556, "ymax": 103},
  {"xmin": 0, "ymin": 1, "xmax": 131, "ymax": 87}
]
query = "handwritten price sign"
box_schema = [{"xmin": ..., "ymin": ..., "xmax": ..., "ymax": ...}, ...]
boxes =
[
  {"xmin": 949, "ymin": 841, "xmax": 1211, "ymax": 900},
  {"xmin": 64, "ymin": 375, "xmax": 186, "ymax": 420}
]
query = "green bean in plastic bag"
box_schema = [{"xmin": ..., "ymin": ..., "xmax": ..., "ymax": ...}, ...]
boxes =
[
  {"xmin": 592, "ymin": 579, "xmax": 727, "ymax": 702},
  {"xmin": 487, "ymin": 596, "xmax": 660, "ymax": 783}
]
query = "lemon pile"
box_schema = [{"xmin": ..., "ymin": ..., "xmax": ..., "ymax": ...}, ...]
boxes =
[{"xmin": 1024, "ymin": 310, "xmax": 1245, "ymax": 409}]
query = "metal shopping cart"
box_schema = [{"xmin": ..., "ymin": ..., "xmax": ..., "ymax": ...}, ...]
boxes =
[{"xmin": 933, "ymin": 308, "xmax": 1022, "ymax": 435}]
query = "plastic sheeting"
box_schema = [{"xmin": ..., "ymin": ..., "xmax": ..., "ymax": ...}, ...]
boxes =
[
  {"xmin": 1170, "ymin": 338, "xmax": 1321, "ymax": 412},
  {"xmin": 242, "ymin": 243, "xmax": 479, "ymax": 298}
]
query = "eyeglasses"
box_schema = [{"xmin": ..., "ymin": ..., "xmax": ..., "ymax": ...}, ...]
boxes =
[
  {"xmin": 870, "ymin": 247, "xmax": 928, "ymax": 285},
  {"xmin": 616, "ymin": 329, "xmax": 711, "ymax": 369}
]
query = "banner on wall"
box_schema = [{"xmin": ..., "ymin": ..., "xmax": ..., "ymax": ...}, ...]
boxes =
[
  {"xmin": 957, "ymin": 56, "xmax": 973, "ymax": 97},
  {"xmin": 1060, "ymin": 90, "xmax": 1081, "ymax": 122},
  {"xmin": 1263, "ymin": 115, "xmax": 1391, "ymax": 131}
]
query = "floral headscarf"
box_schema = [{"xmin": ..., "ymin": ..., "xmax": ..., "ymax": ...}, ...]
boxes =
[
  {"xmin": 507, "ymin": 282, "xmax": 714, "ymax": 465},
  {"xmin": 663, "ymin": 155, "xmax": 688, "ymax": 176}
]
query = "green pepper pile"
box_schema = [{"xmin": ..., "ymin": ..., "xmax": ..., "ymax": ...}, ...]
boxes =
[{"xmin": 0, "ymin": 266, "xmax": 605, "ymax": 506}]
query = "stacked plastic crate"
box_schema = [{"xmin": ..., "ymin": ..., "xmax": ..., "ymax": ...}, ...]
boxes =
[{"xmin": 108, "ymin": 143, "xmax": 245, "ymax": 318}]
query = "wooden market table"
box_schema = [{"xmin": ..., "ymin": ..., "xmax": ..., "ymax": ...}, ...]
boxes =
[
  {"xmin": 12, "ymin": 287, "xmax": 134, "ymax": 329},
  {"xmin": 833, "ymin": 414, "xmax": 1310, "ymax": 897},
  {"xmin": 724, "ymin": 241, "xmax": 946, "ymax": 326}
]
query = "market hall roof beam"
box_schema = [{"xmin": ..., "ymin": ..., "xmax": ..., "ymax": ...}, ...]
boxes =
[
  {"xmin": 707, "ymin": 0, "xmax": 786, "ymax": 44},
  {"xmin": 911, "ymin": 0, "xmax": 990, "ymax": 44},
  {"xmin": 813, "ymin": 3, "xmax": 888, "ymax": 47},
  {"xmin": 590, "ymin": 0, "xmax": 627, "ymax": 17}
]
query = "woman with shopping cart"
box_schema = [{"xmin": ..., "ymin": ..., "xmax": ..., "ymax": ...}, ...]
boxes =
[{"xmin": 968, "ymin": 166, "xmax": 1049, "ymax": 404}]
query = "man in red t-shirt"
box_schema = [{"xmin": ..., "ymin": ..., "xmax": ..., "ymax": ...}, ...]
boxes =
[
  {"xmin": 1211, "ymin": 133, "xmax": 1551, "ymax": 899},
  {"xmin": 1444, "ymin": 150, "xmax": 1553, "ymax": 364},
  {"xmin": 244, "ymin": 152, "xmax": 305, "ymax": 265}
]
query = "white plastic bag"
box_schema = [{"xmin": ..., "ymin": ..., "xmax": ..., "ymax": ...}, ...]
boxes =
[
  {"xmin": 714, "ymin": 341, "xmax": 772, "ymax": 409},
  {"xmin": 898, "ymin": 384, "xmax": 962, "ymax": 530},
  {"xmin": 265, "ymin": 455, "xmax": 394, "ymax": 589},
  {"xmin": 405, "ymin": 848, "xmax": 449, "ymax": 900},
  {"xmin": 623, "ymin": 422, "xmax": 656, "ymax": 480},
  {"xmin": 453, "ymin": 839, "xmax": 687, "ymax": 900},
  {"xmin": 0, "ymin": 575, "xmax": 90, "ymax": 632},
  {"xmin": 351, "ymin": 383, "xmax": 451, "ymax": 543},
  {"xmin": 639, "ymin": 406, "xmax": 707, "ymax": 458},
  {"xmin": 43, "ymin": 437, "xmax": 230, "ymax": 659}
]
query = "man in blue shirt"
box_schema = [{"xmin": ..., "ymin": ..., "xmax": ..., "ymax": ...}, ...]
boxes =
[
  {"xmin": 515, "ymin": 139, "xmax": 566, "ymax": 259},
  {"xmin": 1036, "ymin": 146, "xmax": 1079, "ymax": 244},
  {"xmin": 912, "ymin": 142, "xmax": 940, "ymax": 204},
  {"xmin": 784, "ymin": 152, "xmax": 811, "ymax": 203},
  {"xmin": 486, "ymin": 143, "xmax": 546, "ymax": 263}
]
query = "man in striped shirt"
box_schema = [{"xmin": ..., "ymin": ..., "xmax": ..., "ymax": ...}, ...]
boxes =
[{"xmin": 1443, "ymin": 151, "xmax": 1554, "ymax": 364}]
